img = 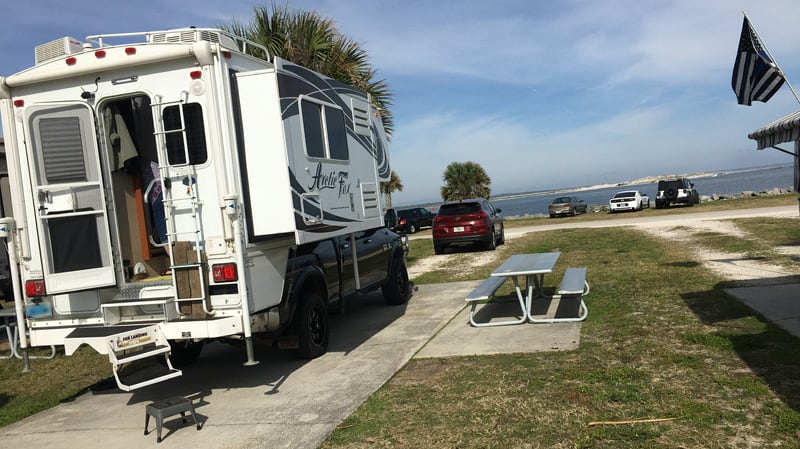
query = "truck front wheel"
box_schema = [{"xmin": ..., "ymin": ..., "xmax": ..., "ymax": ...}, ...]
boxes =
[
  {"xmin": 294, "ymin": 293, "xmax": 329, "ymax": 358},
  {"xmin": 382, "ymin": 257, "xmax": 410, "ymax": 305}
]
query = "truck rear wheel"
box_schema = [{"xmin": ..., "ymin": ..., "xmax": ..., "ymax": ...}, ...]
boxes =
[
  {"xmin": 294, "ymin": 293, "xmax": 329, "ymax": 358},
  {"xmin": 382, "ymin": 257, "xmax": 410, "ymax": 305},
  {"xmin": 164, "ymin": 340, "xmax": 203, "ymax": 368}
]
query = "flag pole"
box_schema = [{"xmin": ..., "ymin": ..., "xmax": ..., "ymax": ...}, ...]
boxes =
[{"xmin": 743, "ymin": 10, "xmax": 800, "ymax": 105}]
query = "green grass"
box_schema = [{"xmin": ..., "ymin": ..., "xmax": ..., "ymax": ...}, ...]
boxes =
[
  {"xmin": 0, "ymin": 345, "xmax": 110, "ymax": 427},
  {"xmin": 323, "ymin": 223, "xmax": 800, "ymax": 448}
]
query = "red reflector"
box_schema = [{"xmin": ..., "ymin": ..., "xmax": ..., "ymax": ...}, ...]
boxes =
[
  {"xmin": 189, "ymin": 70, "xmax": 202, "ymax": 79},
  {"xmin": 212, "ymin": 263, "xmax": 238, "ymax": 282},
  {"xmin": 13, "ymin": 99, "xmax": 24, "ymax": 107},
  {"xmin": 125, "ymin": 47, "xmax": 136, "ymax": 55},
  {"xmin": 25, "ymin": 280, "xmax": 46, "ymax": 297},
  {"xmin": 65, "ymin": 57, "xmax": 77, "ymax": 65},
  {"xmin": 94, "ymin": 50, "xmax": 106, "ymax": 58},
  {"xmin": 222, "ymin": 51, "xmax": 232, "ymax": 59}
]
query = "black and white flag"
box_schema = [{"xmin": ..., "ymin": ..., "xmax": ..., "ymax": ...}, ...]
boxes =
[{"xmin": 732, "ymin": 17, "xmax": 785, "ymax": 106}]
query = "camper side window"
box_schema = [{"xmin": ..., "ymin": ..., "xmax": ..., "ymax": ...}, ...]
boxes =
[
  {"xmin": 300, "ymin": 98, "xmax": 349, "ymax": 161},
  {"xmin": 163, "ymin": 103, "xmax": 208, "ymax": 165}
]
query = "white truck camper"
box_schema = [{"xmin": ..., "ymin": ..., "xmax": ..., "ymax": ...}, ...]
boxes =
[{"xmin": 0, "ymin": 28, "xmax": 408, "ymax": 391}]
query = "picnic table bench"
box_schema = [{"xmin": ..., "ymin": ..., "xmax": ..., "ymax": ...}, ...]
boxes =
[
  {"xmin": 528, "ymin": 267, "xmax": 589, "ymax": 323},
  {"xmin": 465, "ymin": 252, "xmax": 589, "ymax": 327}
]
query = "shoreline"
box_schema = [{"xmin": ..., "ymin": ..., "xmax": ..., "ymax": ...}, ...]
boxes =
[{"xmin": 491, "ymin": 164, "xmax": 792, "ymax": 202}]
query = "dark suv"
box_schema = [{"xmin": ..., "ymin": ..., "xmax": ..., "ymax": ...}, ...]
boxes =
[
  {"xmin": 395, "ymin": 207, "xmax": 435, "ymax": 234},
  {"xmin": 655, "ymin": 178, "xmax": 699, "ymax": 209},
  {"xmin": 432, "ymin": 199, "xmax": 504, "ymax": 254}
]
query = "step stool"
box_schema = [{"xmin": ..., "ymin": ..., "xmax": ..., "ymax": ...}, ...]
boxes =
[{"xmin": 144, "ymin": 396, "xmax": 200, "ymax": 443}]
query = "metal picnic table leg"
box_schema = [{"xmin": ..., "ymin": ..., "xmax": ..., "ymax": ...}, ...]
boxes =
[
  {"xmin": 506, "ymin": 276, "xmax": 529, "ymax": 325},
  {"xmin": 0, "ymin": 317, "xmax": 19, "ymax": 359}
]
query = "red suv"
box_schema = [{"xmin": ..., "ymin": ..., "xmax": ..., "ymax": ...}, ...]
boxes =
[{"xmin": 432, "ymin": 199, "xmax": 504, "ymax": 254}]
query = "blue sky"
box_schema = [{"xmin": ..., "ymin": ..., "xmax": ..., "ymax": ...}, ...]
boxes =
[{"xmin": 2, "ymin": 1, "xmax": 800, "ymax": 206}]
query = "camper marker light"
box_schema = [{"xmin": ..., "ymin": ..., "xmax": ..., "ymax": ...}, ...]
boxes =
[
  {"xmin": 13, "ymin": 99, "xmax": 23, "ymax": 107},
  {"xmin": 65, "ymin": 56, "xmax": 77, "ymax": 65},
  {"xmin": 190, "ymin": 70, "xmax": 202, "ymax": 79},
  {"xmin": 212, "ymin": 263, "xmax": 238, "ymax": 282},
  {"xmin": 125, "ymin": 47, "xmax": 136, "ymax": 55},
  {"xmin": 25, "ymin": 279, "xmax": 46, "ymax": 297},
  {"xmin": 94, "ymin": 50, "xmax": 106, "ymax": 58},
  {"xmin": 222, "ymin": 51, "xmax": 232, "ymax": 59}
]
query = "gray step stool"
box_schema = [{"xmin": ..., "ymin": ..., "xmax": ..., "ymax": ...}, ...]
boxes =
[{"xmin": 144, "ymin": 396, "xmax": 200, "ymax": 442}]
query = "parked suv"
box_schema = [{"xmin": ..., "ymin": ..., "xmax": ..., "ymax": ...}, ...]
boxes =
[
  {"xmin": 432, "ymin": 199, "xmax": 504, "ymax": 254},
  {"xmin": 396, "ymin": 207, "xmax": 435, "ymax": 234},
  {"xmin": 655, "ymin": 178, "xmax": 699, "ymax": 209}
]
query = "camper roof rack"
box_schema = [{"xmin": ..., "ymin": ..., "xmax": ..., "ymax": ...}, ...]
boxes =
[{"xmin": 83, "ymin": 28, "xmax": 271, "ymax": 61}]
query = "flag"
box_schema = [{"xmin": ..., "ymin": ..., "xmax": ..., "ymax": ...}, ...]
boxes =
[{"xmin": 732, "ymin": 17, "xmax": 785, "ymax": 106}]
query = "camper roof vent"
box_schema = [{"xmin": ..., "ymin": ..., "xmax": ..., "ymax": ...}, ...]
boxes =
[
  {"xmin": 35, "ymin": 37, "xmax": 85, "ymax": 65},
  {"xmin": 148, "ymin": 29, "xmax": 237, "ymax": 50}
]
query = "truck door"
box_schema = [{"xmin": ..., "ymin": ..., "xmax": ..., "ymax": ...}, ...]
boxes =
[
  {"xmin": 340, "ymin": 229, "xmax": 390, "ymax": 291},
  {"xmin": 25, "ymin": 102, "xmax": 116, "ymax": 293}
]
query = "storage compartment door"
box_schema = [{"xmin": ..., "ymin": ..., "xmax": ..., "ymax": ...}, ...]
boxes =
[
  {"xmin": 233, "ymin": 70, "xmax": 295, "ymax": 239},
  {"xmin": 26, "ymin": 103, "xmax": 116, "ymax": 293}
]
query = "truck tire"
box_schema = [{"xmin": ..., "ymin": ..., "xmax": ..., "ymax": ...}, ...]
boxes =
[
  {"xmin": 485, "ymin": 230, "xmax": 497, "ymax": 251},
  {"xmin": 382, "ymin": 257, "xmax": 410, "ymax": 305},
  {"xmin": 294, "ymin": 292, "xmax": 329, "ymax": 358},
  {"xmin": 408, "ymin": 223, "xmax": 417, "ymax": 234},
  {"xmin": 434, "ymin": 243, "xmax": 445, "ymax": 255}
]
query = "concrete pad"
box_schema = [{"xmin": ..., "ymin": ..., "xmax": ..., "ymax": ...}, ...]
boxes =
[
  {"xmin": 724, "ymin": 283, "xmax": 800, "ymax": 338},
  {"xmin": 418, "ymin": 293, "xmax": 581, "ymax": 358}
]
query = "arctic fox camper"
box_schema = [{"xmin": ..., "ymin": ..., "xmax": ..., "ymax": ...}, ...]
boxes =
[{"xmin": 0, "ymin": 28, "xmax": 409, "ymax": 390}]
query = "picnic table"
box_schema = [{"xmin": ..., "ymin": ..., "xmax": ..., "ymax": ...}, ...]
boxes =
[
  {"xmin": 465, "ymin": 251, "xmax": 589, "ymax": 327},
  {"xmin": 0, "ymin": 308, "xmax": 20, "ymax": 359},
  {"xmin": 0, "ymin": 307, "xmax": 55, "ymax": 360}
]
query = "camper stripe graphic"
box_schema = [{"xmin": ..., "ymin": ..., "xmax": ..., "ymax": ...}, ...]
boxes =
[{"xmin": 732, "ymin": 17, "xmax": 785, "ymax": 106}]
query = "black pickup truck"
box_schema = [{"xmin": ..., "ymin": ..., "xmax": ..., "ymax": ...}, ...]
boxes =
[
  {"xmin": 165, "ymin": 226, "xmax": 410, "ymax": 367},
  {"xmin": 278, "ymin": 226, "xmax": 410, "ymax": 358}
]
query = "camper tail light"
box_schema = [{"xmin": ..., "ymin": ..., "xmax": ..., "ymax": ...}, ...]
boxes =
[
  {"xmin": 212, "ymin": 263, "xmax": 238, "ymax": 283},
  {"xmin": 13, "ymin": 99, "xmax": 24, "ymax": 107},
  {"xmin": 25, "ymin": 279, "xmax": 46, "ymax": 297}
]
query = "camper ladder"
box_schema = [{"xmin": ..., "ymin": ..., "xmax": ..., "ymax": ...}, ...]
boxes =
[{"xmin": 150, "ymin": 95, "xmax": 208, "ymax": 316}]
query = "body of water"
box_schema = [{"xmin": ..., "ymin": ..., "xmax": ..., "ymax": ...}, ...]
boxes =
[{"xmin": 485, "ymin": 164, "xmax": 795, "ymax": 218}]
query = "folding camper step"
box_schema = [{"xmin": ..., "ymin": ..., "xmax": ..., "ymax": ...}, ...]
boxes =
[{"xmin": 106, "ymin": 324, "xmax": 182, "ymax": 391}]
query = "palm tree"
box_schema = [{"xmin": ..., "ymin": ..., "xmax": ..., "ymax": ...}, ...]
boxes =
[
  {"xmin": 381, "ymin": 170, "xmax": 403, "ymax": 208},
  {"xmin": 223, "ymin": 3, "xmax": 394, "ymax": 135},
  {"xmin": 440, "ymin": 161, "xmax": 491, "ymax": 201}
]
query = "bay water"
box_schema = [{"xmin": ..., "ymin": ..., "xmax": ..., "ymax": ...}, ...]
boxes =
[{"xmin": 486, "ymin": 164, "xmax": 795, "ymax": 218}]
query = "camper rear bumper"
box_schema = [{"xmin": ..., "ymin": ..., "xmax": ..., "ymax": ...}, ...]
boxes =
[{"xmin": 28, "ymin": 314, "xmax": 244, "ymax": 354}]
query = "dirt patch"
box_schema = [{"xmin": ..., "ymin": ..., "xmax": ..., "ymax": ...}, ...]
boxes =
[
  {"xmin": 633, "ymin": 219, "xmax": 799, "ymax": 283},
  {"xmin": 408, "ymin": 247, "xmax": 498, "ymax": 280}
]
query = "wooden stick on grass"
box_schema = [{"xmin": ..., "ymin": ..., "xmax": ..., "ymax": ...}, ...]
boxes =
[{"xmin": 588, "ymin": 417, "xmax": 677, "ymax": 427}]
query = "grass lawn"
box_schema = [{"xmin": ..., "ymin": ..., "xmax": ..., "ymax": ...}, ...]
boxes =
[{"xmin": 322, "ymin": 217, "xmax": 800, "ymax": 448}]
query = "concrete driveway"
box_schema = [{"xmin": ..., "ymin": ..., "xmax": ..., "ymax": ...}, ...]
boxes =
[{"xmin": 0, "ymin": 281, "xmax": 581, "ymax": 449}]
